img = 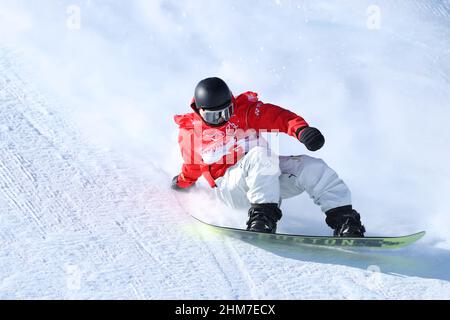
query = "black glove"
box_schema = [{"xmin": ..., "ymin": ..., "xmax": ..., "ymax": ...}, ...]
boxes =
[
  {"xmin": 297, "ymin": 127, "xmax": 325, "ymax": 151},
  {"xmin": 171, "ymin": 175, "xmax": 193, "ymax": 191},
  {"xmin": 171, "ymin": 175, "xmax": 182, "ymax": 190}
]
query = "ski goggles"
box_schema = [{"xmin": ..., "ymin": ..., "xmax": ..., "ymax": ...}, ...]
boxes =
[{"xmin": 199, "ymin": 103, "xmax": 234, "ymax": 126}]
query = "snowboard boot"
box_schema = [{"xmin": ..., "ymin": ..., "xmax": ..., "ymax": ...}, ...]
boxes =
[
  {"xmin": 325, "ymin": 205, "xmax": 366, "ymax": 237},
  {"xmin": 246, "ymin": 203, "xmax": 282, "ymax": 234}
]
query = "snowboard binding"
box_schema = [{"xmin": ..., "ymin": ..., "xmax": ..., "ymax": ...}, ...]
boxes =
[
  {"xmin": 325, "ymin": 205, "xmax": 366, "ymax": 237},
  {"xmin": 246, "ymin": 203, "xmax": 282, "ymax": 234}
]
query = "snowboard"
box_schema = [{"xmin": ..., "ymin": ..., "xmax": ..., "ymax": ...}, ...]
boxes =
[{"xmin": 193, "ymin": 216, "xmax": 425, "ymax": 249}]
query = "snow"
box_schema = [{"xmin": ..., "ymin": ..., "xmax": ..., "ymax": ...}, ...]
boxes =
[{"xmin": 1, "ymin": 0, "xmax": 450, "ymax": 299}]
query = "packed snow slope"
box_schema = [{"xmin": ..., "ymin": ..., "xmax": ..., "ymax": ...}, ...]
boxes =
[{"xmin": 1, "ymin": 0, "xmax": 450, "ymax": 299}]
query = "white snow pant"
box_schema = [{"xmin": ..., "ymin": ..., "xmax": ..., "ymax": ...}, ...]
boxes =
[{"xmin": 214, "ymin": 146, "xmax": 352, "ymax": 213}]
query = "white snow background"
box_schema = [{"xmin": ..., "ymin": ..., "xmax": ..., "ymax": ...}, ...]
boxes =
[{"xmin": 0, "ymin": 0, "xmax": 450, "ymax": 299}]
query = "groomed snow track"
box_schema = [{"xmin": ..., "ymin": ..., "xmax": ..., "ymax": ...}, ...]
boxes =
[{"xmin": 1, "ymin": 53, "xmax": 450, "ymax": 299}]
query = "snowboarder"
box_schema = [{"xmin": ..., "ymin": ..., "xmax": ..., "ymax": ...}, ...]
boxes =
[{"xmin": 171, "ymin": 77, "xmax": 365, "ymax": 237}]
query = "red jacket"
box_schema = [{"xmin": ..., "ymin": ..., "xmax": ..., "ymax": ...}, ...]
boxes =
[{"xmin": 174, "ymin": 91, "xmax": 309, "ymax": 188}]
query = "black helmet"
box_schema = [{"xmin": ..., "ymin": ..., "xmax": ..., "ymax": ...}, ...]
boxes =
[
  {"xmin": 194, "ymin": 77, "xmax": 234, "ymax": 126},
  {"xmin": 194, "ymin": 77, "xmax": 232, "ymax": 111}
]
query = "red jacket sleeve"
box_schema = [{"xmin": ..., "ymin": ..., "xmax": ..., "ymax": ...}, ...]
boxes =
[
  {"xmin": 246, "ymin": 102, "xmax": 309, "ymax": 139},
  {"xmin": 178, "ymin": 163, "xmax": 202, "ymax": 188},
  {"xmin": 176, "ymin": 128, "xmax": 202, "ymax": 188}
]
